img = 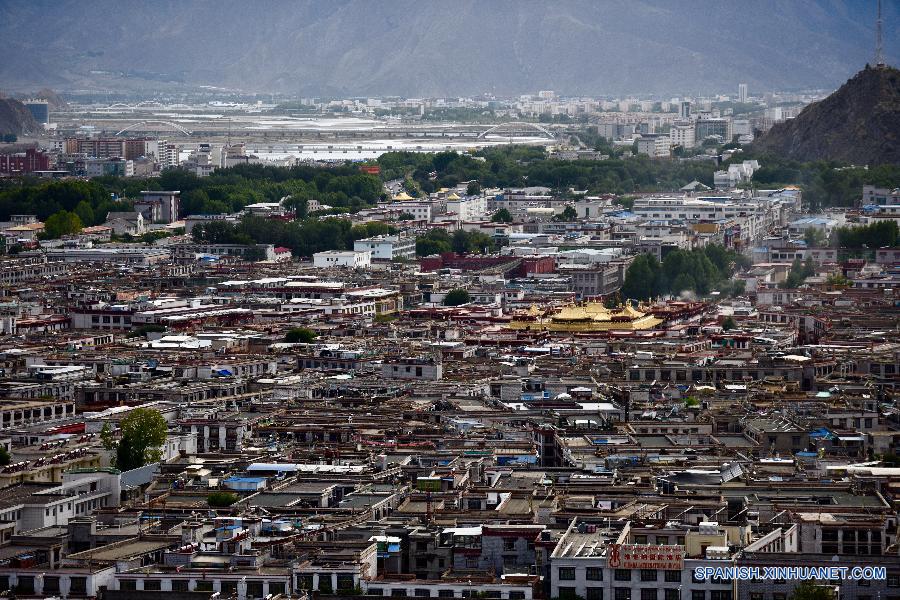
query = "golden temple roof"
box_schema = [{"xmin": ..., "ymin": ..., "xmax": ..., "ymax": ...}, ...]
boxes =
[{"xmin": 508, "ymin": 302, "xmax": 662, "ymax": 332}]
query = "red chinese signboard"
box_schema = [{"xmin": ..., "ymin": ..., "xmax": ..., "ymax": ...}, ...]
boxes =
[{"xmin": 607, "ymin": 544, "xmax": 684, "ymax": 570}]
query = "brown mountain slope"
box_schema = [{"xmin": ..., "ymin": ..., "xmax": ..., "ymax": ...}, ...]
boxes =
[
  {"xmin": 753, "ymin": 65, "xmax": 900, "ymax": 165},
  {"xmin": 0, "ymin": 98, "xmax": 40, "ymax": 137}
]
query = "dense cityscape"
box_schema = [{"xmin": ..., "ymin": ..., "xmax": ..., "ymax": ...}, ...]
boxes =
[{"xmin": 0, "ymin": 3, "xmax": 899, "ymax": 600}]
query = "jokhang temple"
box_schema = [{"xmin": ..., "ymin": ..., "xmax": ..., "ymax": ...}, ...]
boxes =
[{"xmin": 507, "ymin": 302, "xmax": 664, "ymax": 332}]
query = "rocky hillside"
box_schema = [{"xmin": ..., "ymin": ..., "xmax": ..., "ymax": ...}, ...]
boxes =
[
  {"xmin": 753, "ymin": 65, "xmax": 900, "ymax": 165},
  {"xmin": 0, "ymin": 98, "xmax": 40, "ymax": 137}
]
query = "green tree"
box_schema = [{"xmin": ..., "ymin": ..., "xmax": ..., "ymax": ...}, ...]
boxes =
[
  {"xmin": 621, "ymin": 254, "xmax": 662, "ymax": 301},
  {"xmin": 803, "ymin": 227, "xmax": 828, "ymax": 248},
  {"xmin": 44, "ymin": 210, "xmax": 83, "ymax": 238},
  {"xmin": 207, "ymin": 492, "xmax": 239, "ymax": 507},
  {"xmin": 722, "ymin": 316, "xmax": 737, "ymax": 330},
  {"xmin": 554, "ymin": 205, "xmax": 578, "ymax": 221},
  {"xmin": 416, "ymin": 229, "xmax": 452, "ymax": 256},
  {"xmin": 451, "ymin": 230, "xmax": 494, "ymax": 254},
  {"xmin": 284, "ymin": 327, "xmax": 317, "ymax": 344},
  {"xmin": 99, "ymin": 422, "xmax": 117, "ymax": 450},
  {"xmin": 826, "ymin": 273, "xmax": 850, "ymax": 286},
  {"xmin": 788, "ymin": 581, "xmax": 835, "ymax": 600},
  {"xmin": 466, "ymin": 181, "xmax": 481, "ymax": 196},
  {"xmin": 113, "ymin": 408, "xmax": 168, "ymax": 471},
  {"xmin": 73, "ymin": 200, "xmax": 96, "ymax": 227},
  {"xmin": 780, "ymin": 258, "xmax": 816, "ymax": 289},
  {"xmin": 0, "ymin": 447, "xmax": 10, "ymax": 466},
  {"xmin": 443, "ymin": 288, "xmax": 471, "ymax": 306},
  {"xmin": 491, "ymin": 208, "xmax": 513, "ymax": 223}
]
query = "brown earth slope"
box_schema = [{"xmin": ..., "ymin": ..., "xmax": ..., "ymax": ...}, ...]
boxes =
[{"xmin": 753, "ymin": 66, "xmax": 900, "ymax": 165}]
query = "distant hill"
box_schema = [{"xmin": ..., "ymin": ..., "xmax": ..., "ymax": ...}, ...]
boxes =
[
  {"xmin": 35, "ymin": 88, "xmax": 69, "ymax": 111},
  {"xmin": 753, "ymin": 66, "xmax": 900, "ymax": 165},
  {"xmin": 0, "ymin": 98, "xmax": 40, "ymax": 137},
  {"xmin": 0, "ymin": 0, "xmax": 897, "ymax": 96}
]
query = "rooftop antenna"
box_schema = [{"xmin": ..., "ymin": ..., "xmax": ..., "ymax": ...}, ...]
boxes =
[{"xmin": 876, "ymin": 0, "xmax": 885, "ymax": 67}]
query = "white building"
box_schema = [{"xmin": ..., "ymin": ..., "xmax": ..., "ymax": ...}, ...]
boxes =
[
  {"xmin": 353, "ymin": 234, "xmax": 416, "ymax": 261},
  {"xmin": 713, "ymin": 160, "xmax": 759, "ymax": 189},
  {"xmin": 446, "ymin": 195, "xmax": 488, "ymax": 221},
  {"xmin": 156, "ymin": 141, "xmax": 180, "ymax": 170},
  {"xmin": 636, "ymin": 134, "xmax": 671, "ymax": 158},
  {"xmin": 669, "ymin": 121, "xmax": 696, "ymax": 149},
  {"xmin": 312, "ymin": 250, "xmax": 372, "ymax": 269},
  {"xmin": 391, "ymin": 201, "xmax": 433, "ymax": 221}
]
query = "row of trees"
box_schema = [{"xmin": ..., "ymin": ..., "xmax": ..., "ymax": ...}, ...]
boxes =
[
  {"xmin": 832, "ymin": 221, "xmax": 899, "ymax": 249},
  {"xmin": 101, "ymin": 163, "xmax": 386, "ymax": 218},
  {"xmin": 375, "ymin": 145, "xmax": 720, "ymax": 196},
  {"xmin": 414, "ymin": 228, "xmax": 496, "ymax": 256},
  {"xmin": 0, "ymin": 163, "xmax": 386, "ymax": 233},
  {"xmin": 191, "ymin": 215, "xmax": 396, "ymax": 257},
  {"xmin": 0, "ymin": 179, "xmax": 130, "ymax": 226},
  {"xmin": 621, "ymin": 245, "xmax": 750, "ymax": 300}
]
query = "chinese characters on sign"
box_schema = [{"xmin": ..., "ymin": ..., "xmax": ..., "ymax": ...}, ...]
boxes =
[{"xmin": 608, "ymin": 544, "xmax": 685, "ymax": 570}]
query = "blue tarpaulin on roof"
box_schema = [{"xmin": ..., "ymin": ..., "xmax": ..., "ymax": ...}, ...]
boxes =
[{"xmin": 809, "ymin": 428, "xmax": 836, "ymax": 440}]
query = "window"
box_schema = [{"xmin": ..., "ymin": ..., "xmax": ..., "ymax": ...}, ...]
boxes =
[
  {"xmin": 370, "ymin": 589, "xmax": 384, "ymax": 596},
  {"xmin": 664, "ymin": 570, "xmax": 681, "ymax": 583},
  {"xmin": 665, "ymin": 591, "xmax": 680, "ymax": 600},
  {"xmin": 504, "ymin": 538, "xmax": 517, "ymax": 551},
  {"xmin": 641, "ymin": 570, "xmax": 657, "ymax": 582},
  {"xmin": 509, "ymin": 593, "xmax": 525, "ymax": 600},
  {"xmin": 641, "ymin": 590, "xmax": 657, "ymax": 600},
  {"xmin": 269, "ymin": 582, "xmax": 286, "ymax": 596},
  {"xmin": 692, "ymin": 592, "xmax": 705, "ymax": 600},
  {"xmin": 614, "ymin": 589, "xmax": 631, "ymax": 600},
  {"xmin": 247, "ymin": 581, "xmax": 265, "ymax": 598},
  {"xmin": 587, "ymin": 588, "xmax": 603, "ymax": 600},
  {"xmin": 171, "ymin": 580, "xmax": 189, "ymax": 592},
  {"xmin": 634, "ymin": 535, "xmax": 648, "ymax": 544},
  {"xmin": 558, "ymin": 587, "xmax": 577, "ymax": 599},
  {"xmin": 586, "ymin": 567, "xmax": 603, "ymax": 581},
  {"xmin": 70, "ymin": 577, "xmax": 87, "ymax": 595},
  {"xmin": 710, "ymin": 593, "xmax": 731, "ymax": 600},
  {"xmin": 119, "ymin": 580, "xmax": 137, "ymax": 592},
  {"xmin": 414, "ymin": 589, "xmax": 432, "ymax": 597},
  {"xmin": 438, "ymin": 592, "xmax": 454, "ymax": 598},
  {"xmin": 221, "ymin": 581, "xmax": 238, "ymax": 595},
  {"xmin": 43, "ymin": 578, "xmax": 60, "ymax": 594},
  {"xmin": 195, "ymin": 581, "xmax": 214, "ymax": 592},
  {"xmin": 143, "ymin": 580, "xmax": 161, "ymax": 591},
  {"xmin": 615, "ymin": 569, "xmax": 632, "ymax": 581},
  {"xmin": 558, "ymin": 567, "xmax": 576, "ymax": 581}
]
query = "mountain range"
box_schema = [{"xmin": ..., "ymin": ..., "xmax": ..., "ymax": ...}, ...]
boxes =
[{"xmin": 0, "ymin": 1, "xmax": 897, "ymax": 97}]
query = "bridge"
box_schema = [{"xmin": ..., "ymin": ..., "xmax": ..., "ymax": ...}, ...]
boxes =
[
  {"xmin": 115, "ymin": 121, "xmax": 192, "ymax": 136},
  {"xmin": 478, "ymin": 122, "xmax": 555, "ymax": 140}
]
